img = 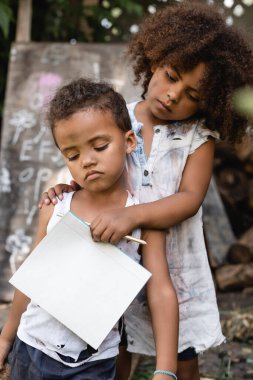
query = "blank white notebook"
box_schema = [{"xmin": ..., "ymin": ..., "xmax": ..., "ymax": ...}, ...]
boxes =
[{"xmin": 10, "ymin": 211, "xmax": 151, "ymax": 349}]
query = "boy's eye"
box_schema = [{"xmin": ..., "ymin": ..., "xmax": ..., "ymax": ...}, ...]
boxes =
[
  {"xmin": 94, "ymin": 144, "xmax": 109, "ymax": 152},
  {"xmin": 67, "ymin": 154, "xmax": 79, "ymax": 161}
]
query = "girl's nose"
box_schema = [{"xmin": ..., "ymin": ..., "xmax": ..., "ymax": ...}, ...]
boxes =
[{"xmin": 167, "ymin": 84, "xmax": 183, "ymax": 104}]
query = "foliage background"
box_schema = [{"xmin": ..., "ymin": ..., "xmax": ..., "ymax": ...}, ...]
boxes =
[{"xmin": 0, "ymin": 0, "xmax": 253, "ymax": 130}]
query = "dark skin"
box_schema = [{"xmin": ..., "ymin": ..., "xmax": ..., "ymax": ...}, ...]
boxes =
[
  {"xmin": 1, "ymin": 108, "xmax": 179, "ymax": 380},
  {"xmin": 38, "ymin": 64, "xmax": 215, "ymax": 380},
  {"xmin": 37, "ymin": 4, "xmax": 253, "ymax": 376}
]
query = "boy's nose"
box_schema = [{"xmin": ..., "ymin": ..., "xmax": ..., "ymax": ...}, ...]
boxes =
[{"xmin": 81, "ymin": 155, "xmax": 96, "ymax": 168}]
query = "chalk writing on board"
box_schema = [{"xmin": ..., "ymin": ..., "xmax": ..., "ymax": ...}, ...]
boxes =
[
  {"xmin": 41, "ymin": 45, "xmax": 69, "ymax": 66},
  {"xmin": 0, "ymin": 165, "xmax": 11, "ymax": 193},
  {"xmin": 5, "ymin": 229, "xmax": 32, "ymax": 273},
  {"xmin": 10, "ymin": 109, "xmax": 37, "ymax": 145}
]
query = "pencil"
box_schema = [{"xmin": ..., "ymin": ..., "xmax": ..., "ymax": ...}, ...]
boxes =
[
  {"xmin": 57, "ymin": 213, "xmax": 147, "ymax": 245},
  {"xmin": 124, "ymin": 235, "xmax": 147, "ymax": 245}
]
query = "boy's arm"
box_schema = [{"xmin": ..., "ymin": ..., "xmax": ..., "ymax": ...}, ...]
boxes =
[
  {"xmin": 0, "ymin": 203, "xmax": 54, "ymax": 369},
  {"xmin": 90, "ymin": 139, "xmax": 214, "ymax": 243},
  {"xmin": 0, "ymin": 290, "xmax": 30, "ymax": 369},
  {"xmin": 142, "ymin": 230, "xmax": 178, "ymax": 379}
]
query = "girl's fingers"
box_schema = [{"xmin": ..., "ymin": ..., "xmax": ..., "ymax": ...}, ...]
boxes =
[
  {"xmin": 38, "ymin": 192, "xmax": 52, "ymax": 209},
  {"xmin": 45, "ymin": 189, "xmax": 58, "ymax": 205},
  {"xmin": 70, "ymin": 180, "xmax": 81, "ymax": 191}
]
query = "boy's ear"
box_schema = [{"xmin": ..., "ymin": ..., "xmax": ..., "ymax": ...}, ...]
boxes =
[{"xmin": 125, "ymin": 130, "xmax": 137, "ymax": 154}]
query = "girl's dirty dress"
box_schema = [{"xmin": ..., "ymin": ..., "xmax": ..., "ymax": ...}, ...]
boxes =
[{"xmin": 124, "ymin": 101, "xmax": 225, "ymax": 356}]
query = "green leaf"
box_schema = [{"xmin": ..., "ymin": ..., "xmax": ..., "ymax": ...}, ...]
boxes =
[
  {"xmin": 233, "ymin": 87, "xmax": 253, "ymax": 118},
  {"xmin": 0, "ymin": 2, "xmax": 13, "ymax": 39},
  {"xmin": 118, "ymin": 0, "xmax": 143, "ymax": 17}
]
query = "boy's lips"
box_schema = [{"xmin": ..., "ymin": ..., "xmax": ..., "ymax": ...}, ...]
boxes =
[{"xmin": 85, "ymin": 171, "xmax": 103, "ymax": 181}]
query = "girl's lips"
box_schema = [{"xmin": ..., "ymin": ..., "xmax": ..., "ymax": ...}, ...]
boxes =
[{"xmin": 157, "ymin": 100, "xmax": 172, "ymax": 113}]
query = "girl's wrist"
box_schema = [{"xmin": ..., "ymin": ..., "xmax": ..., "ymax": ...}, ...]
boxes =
[
  {"xmin": 129, "ymin": 204, "xmax": 146, "ymax": 229},
  {"xmin": 126, "ymin": 205, "xmax": 142, "ymax": 230},
  {"xmin": 153, "ymin": 370, "xmax": 177, "ymax": 379}
]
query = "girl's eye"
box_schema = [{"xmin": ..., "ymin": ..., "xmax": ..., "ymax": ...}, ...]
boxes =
[
  {"xmin": 187, "ymin": 93, "xmax": 200, "ymax": 102},
  {"xmin": 94, "ymin": 144, "xmax": 109, "ymax": 152},
  {"xmin": 166, "ymin": 72, "xmax": 177, "ymax": 82}
]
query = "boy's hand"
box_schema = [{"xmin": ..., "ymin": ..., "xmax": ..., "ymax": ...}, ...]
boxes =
[
  {"xmin": 0, "ymin": 337, "xmax": 12, "ymax": 370},
  {"xmin": 38, "ymin": 181, "xmax": 80, "ymax": 209},
  {"xmin": 90, "ymin": 207, "xmax": 136, "ymax": 244}
]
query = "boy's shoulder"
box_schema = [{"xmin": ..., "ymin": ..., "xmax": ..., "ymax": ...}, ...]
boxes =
[{"xmin": 46, "ymin": 191, "xmax": 75, "ymax": 233}]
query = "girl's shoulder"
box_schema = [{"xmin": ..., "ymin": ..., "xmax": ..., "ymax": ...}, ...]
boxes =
[
  {"xmin": 127, "ymin": 101, "xmax": 140, "ymax": 131},
  {"xmin": 169, "ymin": 118, "xmax": 219, "ymax": 140}
]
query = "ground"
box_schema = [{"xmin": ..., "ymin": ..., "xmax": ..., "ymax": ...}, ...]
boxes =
[
  {"xmin": 0, "ymin": 291, "xmax": 252, "ymax": 380},
  {"xmin": 132, "ymin": 291, "xmax": 253, "ymax": 380}
]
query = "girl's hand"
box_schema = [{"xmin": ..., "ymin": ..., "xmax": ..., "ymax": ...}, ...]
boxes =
[
  {"xmin": 38, "ymin": 180, "xmax": 80, "ymax": 209},
  {"xmin": 0, "ymin": 337, "xmax": 12, "ymax": 370},
  {"xmin": 90, "ymin": 207, "xmax": 137, "ymax": 244}
]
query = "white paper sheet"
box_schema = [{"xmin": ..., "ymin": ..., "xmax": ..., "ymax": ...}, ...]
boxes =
[{"xmin": 10, "ymin": 211, "xmax": 151, "ymax": 349}]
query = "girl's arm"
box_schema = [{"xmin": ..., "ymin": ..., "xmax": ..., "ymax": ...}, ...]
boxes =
[
  {"xmin": 38, "ymin": 139, "xmax": 214, "ymax": 243},
  {"xmin": 0, "ymin": 203, "xmax": 54, "ymax": 369},
  {"xmin": 142, "ymin": 230, "xmax": 178, "ymax": 379},
  {"xmin": 90, "ymin": 139, "xmax": 215, "ymax": 242}
]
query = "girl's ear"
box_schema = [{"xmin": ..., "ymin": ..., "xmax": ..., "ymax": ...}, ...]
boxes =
[
  {"xmin": 151, "ymin": 65, "xmax": 157, "ymax": 73},
  {"xmin": 125, "ymin": 130, "xmax": 137, "ymax": 154}
]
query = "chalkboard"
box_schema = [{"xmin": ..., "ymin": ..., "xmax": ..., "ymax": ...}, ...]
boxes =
[
  {"xmin": 0, "ymin": 42, "xmax": 234, "ymax": 302},
  {"xmin": 0, "ymin": 43, "xmax": 141, "ymax": 301}
]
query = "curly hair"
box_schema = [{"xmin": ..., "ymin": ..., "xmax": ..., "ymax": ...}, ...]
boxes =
[
  {"xmin": 128, "ymin": 1, "xmax": 253, "ymax": 143},
  {"xmin": 47, "ymin": 78, "xmax": 132, "ymax": 146}
]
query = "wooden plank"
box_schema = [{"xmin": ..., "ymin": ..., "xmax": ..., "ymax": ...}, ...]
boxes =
[
  {"xmin": 203, "ymin": 177, "xmax": 235, "ymax": 268},
  {"xmin": 16, "ymin": 0, "xmax": 32, "ymax": 42}
]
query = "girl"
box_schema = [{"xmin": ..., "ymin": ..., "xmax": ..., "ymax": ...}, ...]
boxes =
[
  {"xmin": 0, "ymin": 79, "xmax": 178, "ymax": 380},
  {"xmin": 39, "ymin": 2, "xmax": 253, "ymax": 379}
]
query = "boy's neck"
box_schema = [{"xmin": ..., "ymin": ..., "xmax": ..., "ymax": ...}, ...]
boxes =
[{"xmin": 70, "ymin": 186, "xmax": 129, "ymax": 224}]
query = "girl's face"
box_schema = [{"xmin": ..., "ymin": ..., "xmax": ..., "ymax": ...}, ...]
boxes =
[
  {"xmin": 54, "ymin": 109, "xmax": 136, "ymax": 194},
  {"xmin": 146, "ymin": 63, "xmax": 206, "ymax": 123}
]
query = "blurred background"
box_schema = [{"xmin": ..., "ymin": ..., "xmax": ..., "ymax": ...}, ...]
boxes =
[{"xmin": 0, "ymin": 1, "xmax": 253, "ymax": 379}]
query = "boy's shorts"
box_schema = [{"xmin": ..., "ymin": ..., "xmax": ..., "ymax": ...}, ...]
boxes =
[
  {"xmin": 178, "ymin": 347, "xmax": 198, "ymax": 361},
  {"xmin": 9, "ymin": 337, "xmax": 116, "ymax": 380}
]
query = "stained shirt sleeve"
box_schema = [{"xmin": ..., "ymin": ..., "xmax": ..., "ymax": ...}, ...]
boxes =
[{"xmin": 189, "ymin": 120, "xmax": 220, "ymax": 155}]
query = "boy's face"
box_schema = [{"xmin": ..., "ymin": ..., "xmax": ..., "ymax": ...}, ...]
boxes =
[
  {"xmin": 146, "ymin": 63, "xmax": 205, "ymax": 123},
  {"xmin": 54, "ymin": 109, "xmax": 136, "ymax": 193}
]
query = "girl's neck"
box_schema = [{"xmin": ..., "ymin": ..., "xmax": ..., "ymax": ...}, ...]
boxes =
[
  {"xmin": 135, "ymin": 100, "xmax": 168, "ymax": 130},
  {"xmin": 135, "ymin": 100, "xmax": 167, "ymax": 158}
]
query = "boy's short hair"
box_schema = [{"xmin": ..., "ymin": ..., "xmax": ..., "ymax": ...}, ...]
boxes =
[{"xmin": 47, "ymin": 78, "xmax": 132, "ymax": 142}]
